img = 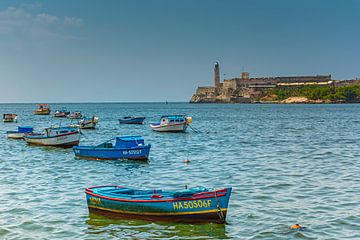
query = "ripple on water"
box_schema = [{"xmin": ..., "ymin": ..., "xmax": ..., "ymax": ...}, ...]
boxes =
[{"xmin": 1, "ymin": 103, "xmax": 360, "ymax": 239}]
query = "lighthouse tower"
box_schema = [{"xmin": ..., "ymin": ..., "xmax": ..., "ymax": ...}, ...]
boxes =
[{"xmin": 214, "ymin": 62, "xmax": 220, "ymax": 88}]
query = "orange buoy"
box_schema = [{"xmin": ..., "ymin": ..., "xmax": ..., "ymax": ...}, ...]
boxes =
[{"xmin": 290, "ymin": 224, "xmax": 302, "ymax": 230}]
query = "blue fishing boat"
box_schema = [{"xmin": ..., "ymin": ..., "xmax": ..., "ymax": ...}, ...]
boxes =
[
  {"xmin": 85, "ymin": 186, "xmax": 232, "ymax": 223},
  {"xmin": 73, "ymin": 136, "xmax": 151, "ymax": 160},
  {"xmin": 119, "ymin": 116, "xmax": 145, "ymax": 124},
  {"xmin": 6, "ymin": 126, "xmax": 33, "ymax": 139}
]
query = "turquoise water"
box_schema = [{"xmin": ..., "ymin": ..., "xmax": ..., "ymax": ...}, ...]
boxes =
[{"xmin": 0, "ymin": 103, "xmax": 359, "ymax": 239}]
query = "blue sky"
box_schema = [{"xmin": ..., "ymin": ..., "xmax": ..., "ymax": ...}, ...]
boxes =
[{"xmin": 0, "ymin": 0, "xmax": 359, "ymax": 102}]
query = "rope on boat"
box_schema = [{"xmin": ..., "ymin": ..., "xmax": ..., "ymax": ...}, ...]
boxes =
[{"xmin": 214, "ymin": 190, "xmax": 226, "ymax": 223}]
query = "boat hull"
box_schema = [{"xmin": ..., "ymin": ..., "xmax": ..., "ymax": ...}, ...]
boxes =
[
  {"xmin": 3, "ymin": 119, "xmax": 17, "ymax": 123},
  {"xmin": 85, "ymin": 187, "xmax": 231, "ymax": 223},
  {"xmin": 79, "ymin": 121, "xmax": 97, "ymax": 129},
  {"xmin": 73, "ymin": 145, "xmax": 151, "ymax": 160},
  {"xmin": 24, "ymin": 132, "xmax": 80, "ymax": 147},
  {"xmin": 54, "ymin": 113, "xmax": 68, "ymax": 117},
  {"xmin": 119, "ymin": 117, "xmax": 145, "ymax": 124},
  {"xmin": 6, "ymin": 131, "xmax": 25, "ymax": 139},
  {"xmin": 150, "ymin": 122, "xmax": 187, "ymax": 132}
]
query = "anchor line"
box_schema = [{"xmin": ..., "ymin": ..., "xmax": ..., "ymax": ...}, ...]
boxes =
[
  {"xmin": 214, "ymin": 190, "xmax": 225, "ymax": 223},
  {"xmin": 188, "ymin": 124, "xmax": 201, "ymax": 133}
]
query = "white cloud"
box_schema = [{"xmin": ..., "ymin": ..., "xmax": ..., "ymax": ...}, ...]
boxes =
[
  {"xmin": 0, "ymin": 5, "xmax": 83, "ymax": 40},
  {"xmin": 63, "ymin": 16, "xmax": 83, "ymax": 26},
  {"xmin": 35, "ymin": 13, "xmax": 59, "ymax": 24}
]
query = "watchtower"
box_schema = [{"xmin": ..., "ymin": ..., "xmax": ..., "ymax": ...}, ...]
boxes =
[{"xmin": 214, "ymin": 62, "xmax": 220, "ymax": 88}]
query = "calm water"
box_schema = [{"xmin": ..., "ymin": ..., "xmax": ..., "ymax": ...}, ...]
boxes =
[{"xmin": 0, "ymin": 103, "xmax": 359, "ymax": 239}]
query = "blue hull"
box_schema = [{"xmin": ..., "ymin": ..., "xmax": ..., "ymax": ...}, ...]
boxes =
[
  {"xmin": 119, "ymin": 117, "xmax": 145, "ymax": 124},
  {"xmin": 73, "ymin": 145, "xmax": 151, "ymax": 160},
  {"xmin": 85, "ymin": 186, "xmax": 232, "ymax": 223}
]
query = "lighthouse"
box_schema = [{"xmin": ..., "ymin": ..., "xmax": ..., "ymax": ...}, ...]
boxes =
[{"xmin": 214, "ymin": 62, "xmax": 220, "ymax": 88}]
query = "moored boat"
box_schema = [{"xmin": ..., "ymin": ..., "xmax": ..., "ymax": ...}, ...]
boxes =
[
  {"xmin": 85, "ymin": 186, "xmax": 232, "ymax": 223},
  {"xmin": 33, "ymin": 104, "xmax": 51, "ymax": 115},
  {"xmin": 3, "ymin": 114, "xmax": 18, "ymax": 123},
  {"xmin": 150, "ymin": 115, "xmax": 192, "ymax": 132},
  {"xmin": 73, "ymin": 136, "xmax": 151, "ymax": 160},
  {"xmin": 67, "ymin": 111, "xmax": 83, "ymax": 119},
  {"xmin": 79, "ymin": 116, "xmax": 99, "ymax": 129},
  {"xmin": 6, "ymin": 126, "xmax": 33, "ymax": 139},
  {"xmin": 119, "ymin": 116, "xmax": 145, "ymax": 124},
  {"xmin": 24, "ymin": 126, "xmax": 80, "ymax": 147},
  {"xmin": 53, "ymin": 109, "xmax": 70, "ymax": 118}
]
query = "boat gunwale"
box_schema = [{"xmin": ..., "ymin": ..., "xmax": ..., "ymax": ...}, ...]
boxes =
[{"xmin": 85, "ymin": 186, "xmax": 228, "ymax": 203}]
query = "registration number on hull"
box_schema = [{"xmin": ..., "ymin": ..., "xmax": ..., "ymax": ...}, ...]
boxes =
[{"xmin": 173, "ymin": 200, "xmax": 211, "ymax": 210}]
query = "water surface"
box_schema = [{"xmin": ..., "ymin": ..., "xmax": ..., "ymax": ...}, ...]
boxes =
[{"xmin": 0, "ymin": 103, "xmax": 359, "ymax": 239}]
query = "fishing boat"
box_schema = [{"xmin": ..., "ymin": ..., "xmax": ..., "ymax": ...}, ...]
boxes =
[
  {"xmin": 67, "ymin": 111, "xmax": 83, "ymax": 119},
  {"xmin": 85, "ymin": 186, "xmax": 232, "ymax": 223},
  {"xmin": 79, "ymin": 116, "xmax": 99, "ymax": 129},
  {"xmin": 33, "ymin": 104, "xmax": 51, "ymax": 115},
  {"xmin": 150, "ymin": 115, "xmax": 192, "ymax": 132},
  {"xmin": 53, "ymin": 109, "xmax": 70, "ymax": 118},
  {"xmin": 6, "ymin": 126, "xmax": 33, "ymax": 139},
  {"xmin": 24, "ymin": 126, "xmax": 80, "ymax": 147},
  {"xmin": 119, "ymin": 116, "xmax": 145, "ymax": 124},
  {"xmin": 3, "ymin": 114, "xmax": 18, "ymax": 123},
  {"xmin": 73, "ymin": 136, "xmax": 151, "ymax": 160}
]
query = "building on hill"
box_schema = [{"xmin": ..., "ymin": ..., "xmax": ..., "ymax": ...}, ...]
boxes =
[{"xmin": 190, "ymin": 63, "xmax": 334, "ymax": 103}]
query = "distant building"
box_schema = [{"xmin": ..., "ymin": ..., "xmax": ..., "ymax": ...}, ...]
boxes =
[{"xmin": 190, "ymin": 63, "xmax": 334, "ymax": 103}]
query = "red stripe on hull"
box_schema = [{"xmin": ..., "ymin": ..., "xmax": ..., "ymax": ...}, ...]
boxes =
[{"xmin": 88, "ymin": 207, "xmax": 227, "ymax": 224}]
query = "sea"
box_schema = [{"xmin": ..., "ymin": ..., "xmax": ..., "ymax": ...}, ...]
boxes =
[{"xmin": 0, "ymin": 103, "xmax": 359, "ymax": 239}]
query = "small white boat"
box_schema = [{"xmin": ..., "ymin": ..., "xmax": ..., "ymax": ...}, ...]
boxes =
[
  {"xmin": 150, "ymin": 115, "xmax": 192, "ymax": 132},
  {"xmin": 3, "ymin": 114, "xmax": 18, "ymax": 123},
  {"xmin": 24, "ymin": 126, "xmax": 80, "ymax": 147},
  {"xmin": 7, "ymin": 126, "xmax": 33, "ymax": 139},
  {"xmin": 53, "ymin": 109, "xmax": 70, "ymax": 118},
  {"xmin": 79, "ymin": 116, "xmax": 99, "ymax": 129},
  {"xmin": 67, "ymin": 111, "xmax": 83, "ymax": 119}
]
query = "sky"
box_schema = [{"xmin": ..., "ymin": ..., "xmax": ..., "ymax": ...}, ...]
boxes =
[{"xmin": 0, "ymin": 0, "xmax": 359, "ymax": 103}]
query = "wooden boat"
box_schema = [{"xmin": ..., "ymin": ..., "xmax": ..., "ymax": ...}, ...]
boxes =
[
  {"xmin": 119, "ymin": 116, "xmax": 145, "ymax": 124},
  {"xmin": 24, "ymin": 126, "xmax": 80, "ymax": 147},
  {"xmin": 33, "ymin": 104, "xmax": 51, "ymax": 115},
  {"xmin": 6, "ymin": 126, "xmax": 33, "ymax": 139},
  {"xmin": 73, "ymin": 136, "xmax": 151, "ymax": 160},
  {"xmin": 85, "ymin": 186, "xmax": 232, "ymax": 223},
  {"xmin": 79, "ymin": 116, "xmax": 99, "ymax": 129},
  {"xmin": 3, "ymin": 114, "xmax": 18, "ymax": 123},
  {"xmin": 53, "ymin": 109, "xmax": 70, "ymax": 118},
  {"xmin": 67, "ymin": 111, "xmax": 83, "ymax": 119},
  {"xmin": 150, "ymin": 115, "xmax": 192, "ymax": 132}
]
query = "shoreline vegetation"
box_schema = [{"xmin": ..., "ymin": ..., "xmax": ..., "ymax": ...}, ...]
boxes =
[{"xmin": 260, "ymin": 85, "xmax": 360, "ymax": 104}]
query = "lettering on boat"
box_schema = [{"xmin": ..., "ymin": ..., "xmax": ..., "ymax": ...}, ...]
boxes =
[
  {"xmin": 89, "ymin": 197, "xmax": 102, "ymax": 205},
  {"xmin": 173, "ymin": 200, "xmax": 211, "ymax": 210},
  {"xmin": 122, "ymin": 149, "xmax": 142, "ymax": 155}
]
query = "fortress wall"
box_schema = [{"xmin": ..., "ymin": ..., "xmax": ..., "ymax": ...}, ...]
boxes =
[
  {"xmin": 223, "ymin": 79, "xmax": 237, "ymax": 90},
  {"xmin": 196, "ymin": 87, "xmax": 216, "ymax": 95},
  {"xmin": 334, "ymin": 80, "xmax": 360, "ymax": 86}
]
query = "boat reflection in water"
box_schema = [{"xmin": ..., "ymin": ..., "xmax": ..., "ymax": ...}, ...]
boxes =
[{"xmin": 85, "ymin": 213, "xmax": 228, "ymax": 239}]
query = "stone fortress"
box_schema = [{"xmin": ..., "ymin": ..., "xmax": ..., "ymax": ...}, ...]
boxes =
[{"xmin": 190, "ymin": 63, "xmax": 360, "ymax": 103}]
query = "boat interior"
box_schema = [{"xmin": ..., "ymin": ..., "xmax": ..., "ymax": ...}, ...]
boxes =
[{"xmin": 91, "ymin": 186, "xmax": 209, "ymax": 200}]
